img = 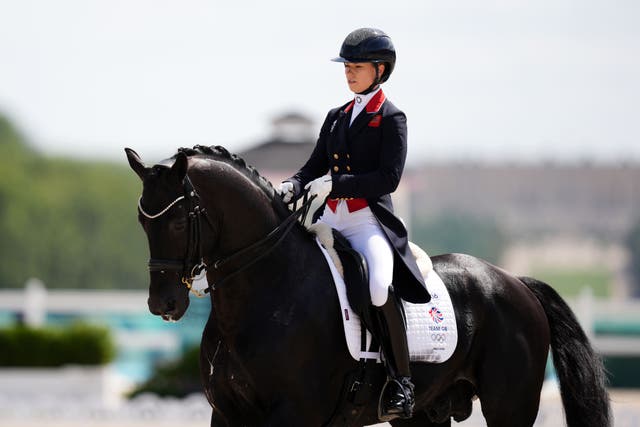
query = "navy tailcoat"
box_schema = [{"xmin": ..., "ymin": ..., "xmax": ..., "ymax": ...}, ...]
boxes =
[{"xmin": 287, "ymin": 90, "xmax": 431, "ymax": 304}]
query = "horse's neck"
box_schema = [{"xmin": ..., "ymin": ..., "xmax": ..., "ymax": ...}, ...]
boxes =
[
  {"xmin": 187, "ymin": 162, "xmax": 330, "ymax": 334},
  {"xmin": 190, "ymin": 163, "xmax": 280, "ymax": 257},
  {"xmin": 209, "ymin": 227, "xmax": 324, "ymax": 334}
]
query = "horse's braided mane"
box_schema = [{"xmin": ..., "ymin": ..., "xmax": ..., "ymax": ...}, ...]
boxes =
[{"xmin": 175, "ymin": 144, "xmax": 277, "ymax": 201}]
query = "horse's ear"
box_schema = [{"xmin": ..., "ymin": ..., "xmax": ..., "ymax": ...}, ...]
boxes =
[
  {"xmin": 125, "ymin": 148, "xmax": 148, "ymax": 180},
  {"xmin": 171, "ymin": 152, "xmax": 188, "ymax": 180}
]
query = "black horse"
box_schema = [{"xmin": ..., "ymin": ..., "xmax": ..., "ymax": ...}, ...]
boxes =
[{"xmin": 126, "ymin": 145, "xmax": 610, "ymax": 427}]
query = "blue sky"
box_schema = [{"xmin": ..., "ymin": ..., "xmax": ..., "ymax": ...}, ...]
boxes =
[{"xmin": 1, "ymin": 0, "xmax": 638, "ymax": 164}]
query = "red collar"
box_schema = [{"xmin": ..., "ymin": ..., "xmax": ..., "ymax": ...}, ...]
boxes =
[
  {"xmin": 344, "ymin": 100, "xmax": 355, "ymax": 113},
  {"xmin": 343, "ymin": 89, "xmax": 386, "ymax": 114},
  {"xmin": 366, "ymin": 89, "xmax": 386, "ymax": 113}
]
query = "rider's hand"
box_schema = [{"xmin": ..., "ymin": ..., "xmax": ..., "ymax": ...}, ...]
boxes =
[
  {"xmin": 278, "ymin": 181, "xmax": 295, "ymax": 203},
  {"xmin": 304, "ymin": 176, "xmax": 332, "ymax": 199}
]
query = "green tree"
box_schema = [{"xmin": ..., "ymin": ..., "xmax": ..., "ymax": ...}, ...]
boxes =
[{"xmin": 0, "ymin": 113, "xmax": 147, "ymax": 289}]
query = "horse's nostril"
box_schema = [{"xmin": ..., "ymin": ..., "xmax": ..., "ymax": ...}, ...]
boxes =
[{"xmin": 148, "ymin": 297, "xmax": 177, "ymax": 316}]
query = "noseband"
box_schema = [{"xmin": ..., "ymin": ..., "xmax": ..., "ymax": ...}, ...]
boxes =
[
  {"xmin": 139, "ymin": 177, "xmax": 209, "ymax": 296},
  {"xmin": 139, "ymin": 177, "xmax": 316, "ymax": 297}
]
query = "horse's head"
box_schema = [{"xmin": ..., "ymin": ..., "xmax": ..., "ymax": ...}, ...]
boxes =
[
  {"xmin": 126, "ymin": 145, "xmax": 301, "ymax": 323},
  {"xmin": 126, "ymin": 148, "xmax": 194, "ymax": 321}
]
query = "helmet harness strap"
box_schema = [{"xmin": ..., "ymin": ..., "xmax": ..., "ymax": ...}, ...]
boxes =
[{"xmin": 357, "ymin": 63, "xmax": 382, "ymax": 95}]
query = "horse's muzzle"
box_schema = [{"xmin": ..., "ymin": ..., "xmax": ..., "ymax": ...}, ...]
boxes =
[{"xmin": 148, "ymin": 292, "xmax": 189, "ymax": 322}]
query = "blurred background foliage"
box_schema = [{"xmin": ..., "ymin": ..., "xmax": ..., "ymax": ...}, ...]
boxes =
[
  {"xmin": 0, "ymin": 114, "xmax": 147, "ymax": 289},
  {"xmin": 0, "ymin": 323, "xmax": 115, "ymax": 366},
  {"xmin": 530, "ymin": 268, "xmax": 612, "ymax": 298},
  {"xmin": 128, "ymin": 345, "xmax": 202, "ymax": 398}
]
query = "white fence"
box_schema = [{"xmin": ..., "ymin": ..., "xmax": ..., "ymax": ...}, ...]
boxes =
[{"xmin": 2, "ymin": 282, "xmax": 640, "ymax": 356}]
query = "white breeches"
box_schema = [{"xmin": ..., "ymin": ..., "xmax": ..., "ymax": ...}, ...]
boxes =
[{"xmin": 319, "ymin": 202, "xmax": 393, "ymax": 307}]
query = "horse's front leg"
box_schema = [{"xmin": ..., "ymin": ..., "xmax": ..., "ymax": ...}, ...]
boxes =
[
  {"xmin": 208, "ymin": 399, "xmax": 261, "ymax": 427},
  {"xmin": 257, "ymin": 399, "xmax": 329, "ymax": 427},
  {"xmin": 210, "ymin": 410, "xmax": 227, "ymax": 427},
  {"xmin": 207, "ymin": 397, "xmax": 239, "ymax": 427}
]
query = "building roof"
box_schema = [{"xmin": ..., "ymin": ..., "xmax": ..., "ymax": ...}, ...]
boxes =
[
  {"xmin": 238, "ymin": 111, "xmax": 317, "ymax": 173},
  {"xmin": 239, "ymin": 140, "xmax": 315, "ymax": 173}
]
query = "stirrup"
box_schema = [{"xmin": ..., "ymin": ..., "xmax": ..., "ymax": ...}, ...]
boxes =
[{"xmin": 377, "ymin": 377, "xmax": 415, "ymax": 422}]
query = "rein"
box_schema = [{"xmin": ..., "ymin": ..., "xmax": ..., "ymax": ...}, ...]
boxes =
[
  {"xmin": 140, "ymin": 179, "xmax": 315, "ymax": 297},
  {"xmin": 210, "ymin": 192, "xmax": 316, "ymax": 291}
]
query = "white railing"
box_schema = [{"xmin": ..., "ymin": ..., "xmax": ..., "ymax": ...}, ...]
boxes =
[
  {"xmin": 0, "ymin": 279, "xmax": 149, "ymax": 326},
  {"xmin": 567, "ymin": 289, "xmax": 640, "ymax": 356},
  {"xmin": 2, "ymin": 281, "xmax": 640, "ymax": 356}
]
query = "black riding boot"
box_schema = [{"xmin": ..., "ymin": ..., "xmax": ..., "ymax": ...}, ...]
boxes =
[{"xmin": 374, "ymin": 288, "xmax": 415, "ymax": 422}]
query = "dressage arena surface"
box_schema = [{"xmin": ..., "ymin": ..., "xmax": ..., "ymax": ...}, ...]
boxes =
[{"xmin": 1, "ymin": 387, "xmax": 639, "ymax": 426}]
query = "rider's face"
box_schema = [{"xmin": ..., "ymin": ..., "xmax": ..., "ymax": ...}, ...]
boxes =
[{"xmin": 344, "ymin": 62, "xmax": 384, "ymax": 94}]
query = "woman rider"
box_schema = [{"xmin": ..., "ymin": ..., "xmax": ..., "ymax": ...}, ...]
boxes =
[{"xmin": 278, "ymin": 28, "xmax": 431, "ymax": 422}]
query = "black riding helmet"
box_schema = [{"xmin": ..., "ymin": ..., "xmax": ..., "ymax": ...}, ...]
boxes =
[{"xmin": 332, "ymin": 28, "xmax": 396, "ymax": 94}]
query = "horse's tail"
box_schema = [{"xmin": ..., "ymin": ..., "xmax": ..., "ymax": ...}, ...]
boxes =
[{"xmin": 518, "ymin": 276, "xmax": 611, "ymax": 427}]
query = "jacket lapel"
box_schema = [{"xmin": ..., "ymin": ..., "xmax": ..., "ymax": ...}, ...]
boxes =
[
  {"xmin": 347, "ymin": 90, "xmax": 386, "ymax": 138},
  {"xmin": 333, "ymin": 102, "xmax": 353, "ymax": 153},
  {"xmin": 348, "ymin": 110, "xmax": 374, "ymax": 137}
]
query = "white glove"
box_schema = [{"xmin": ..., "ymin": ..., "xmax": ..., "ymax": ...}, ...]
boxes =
[
  {"xmin": 278, "ymin": 181, "xmax": 295, "ymax": 203},
  {"xmin": 304, "ymin": 175, "xmax": 332, "ymax": 199}
]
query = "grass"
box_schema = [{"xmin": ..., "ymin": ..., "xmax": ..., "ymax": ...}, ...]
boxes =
[{"xmin": 529, "ymin": 267, "xmax": 612, "ymax": 298}]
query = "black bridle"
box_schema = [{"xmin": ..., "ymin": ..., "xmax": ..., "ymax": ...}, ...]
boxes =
[
  {"xmin": 139, "ymin": 177, "xmax": 210, "ymax": 296},
  {"xmin": 139, "ymin": 178, "xmax": 315, "ymax": 297}
]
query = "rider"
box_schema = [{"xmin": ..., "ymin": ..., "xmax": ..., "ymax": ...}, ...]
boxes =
[{"xmin": 278, "ymin": 28, "xmax": 431, "ymax": 421}]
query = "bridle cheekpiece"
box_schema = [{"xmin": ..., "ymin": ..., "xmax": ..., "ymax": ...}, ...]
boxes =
[{"xmin": 138, "ymin": 177, "xmax": 209, "ymax": 297}]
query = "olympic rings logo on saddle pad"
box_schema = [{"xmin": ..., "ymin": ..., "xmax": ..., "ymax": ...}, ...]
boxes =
[{"xmin": 315, "ymin": 239, "xmax": 459, "ymax": 364}]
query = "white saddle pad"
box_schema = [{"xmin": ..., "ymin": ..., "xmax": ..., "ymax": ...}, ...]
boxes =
[{"xmin": 316, "ymin": 238, "xmax": 458, "ymax": 363}]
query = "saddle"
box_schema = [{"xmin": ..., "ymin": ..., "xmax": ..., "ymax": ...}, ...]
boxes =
[
  {"xmin": 308, "ymin": 221, "xmax": 374, "ymax": 323},
  {"xmin": 331, "ymin": 230, "xmax": 370, "ymax": 316}
]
